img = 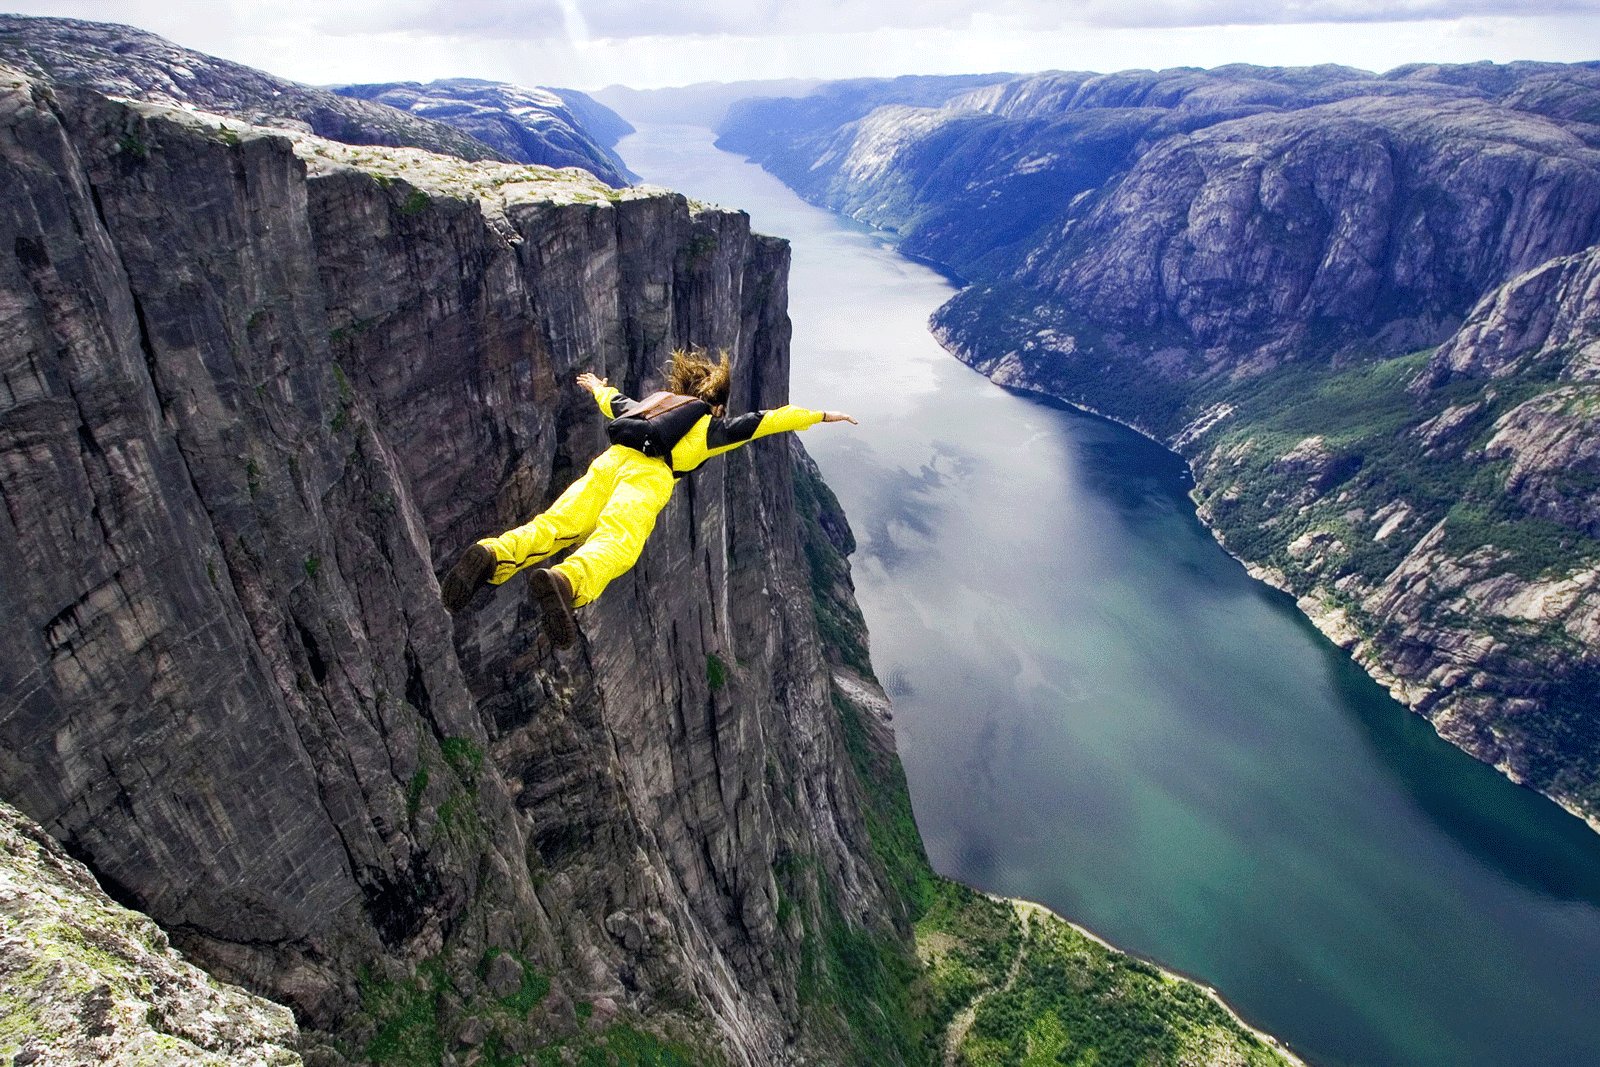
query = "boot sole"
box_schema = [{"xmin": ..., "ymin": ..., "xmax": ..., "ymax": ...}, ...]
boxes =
[
  {"xmin": 529, "ymin": 570, "xmax": 578, "ymax": 649},
  {"xmin": 440, "ymin": 543, "xmax": 494, "ymax": 614}
]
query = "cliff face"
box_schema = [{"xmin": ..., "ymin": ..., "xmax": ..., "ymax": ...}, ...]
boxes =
[
  {"xmin": 0, "ymin": 65, "xmax": 904, "ymax": 1063},
  {"xmin": 717, "ymin": 64, "xmax": 1600, "ymax": 827},
  {"xmin": 0, "ymin": 15, "xmax": 507, "ymax": 163},
  {"xmin": 332, "ymin": 79, "xmax": 636, "ymax": 185}
]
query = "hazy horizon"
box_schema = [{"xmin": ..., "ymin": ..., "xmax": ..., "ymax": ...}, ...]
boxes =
[{"xmin": 4, "ymin": 1, "xmax": 1596, "ymax": 93}]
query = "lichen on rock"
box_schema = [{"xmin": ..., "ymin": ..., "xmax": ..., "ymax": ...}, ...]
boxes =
[{"xmin": 0, "ymin": 800, "xmax": 302, "ymax": 1067}]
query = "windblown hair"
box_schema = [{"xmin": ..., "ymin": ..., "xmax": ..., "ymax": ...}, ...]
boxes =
[{"xmin": 665, "ymin": 347, "xmax": 732, "ymax": 412}]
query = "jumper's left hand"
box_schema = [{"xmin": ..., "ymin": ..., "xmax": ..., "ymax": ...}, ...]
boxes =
[
  {"xmin": 822, "ymin": 411, "xmax": 858, "ymax": 424},
  {"xmin": 577, "ymin": 371, "xmax": 608, "ymax": 393}
]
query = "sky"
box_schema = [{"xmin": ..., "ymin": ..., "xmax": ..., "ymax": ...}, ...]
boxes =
[{"xmin": 6, "ymin": 0, "xmax": 1599, "ymax": 90}]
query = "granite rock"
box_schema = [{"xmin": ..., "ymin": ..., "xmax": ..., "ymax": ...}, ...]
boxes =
[
  {"xmin": 718, "ymin": 62, "xmax": 1600, "ymax": 826},
  {"xmin": 0, "ymin": 66, "xmax": 903, "ymax": 1063},
  {"xmin": 333, "ymin": 79, "xmax": 634, "ymax": 185},
  {"xmin": 0, "ymin": 798, "xmax": 303, "ymax": 1067},
  {"xmin": 0, "ymin": 15, "xmax": 506, "ymax": 162}
]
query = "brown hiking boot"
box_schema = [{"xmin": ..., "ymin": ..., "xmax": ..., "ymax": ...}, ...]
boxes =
[
  {"xmin": 529, "ymin": 568, "xmax": 578, "ymax": 649},
  {"xmin": 440, "ymin": 543, "xmax": 495, "ymax": 614}
]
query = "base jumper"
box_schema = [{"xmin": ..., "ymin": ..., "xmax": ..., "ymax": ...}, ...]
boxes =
[{"xmin": 439, "ymin": 348, "xmax": 857, "ymax": 646}]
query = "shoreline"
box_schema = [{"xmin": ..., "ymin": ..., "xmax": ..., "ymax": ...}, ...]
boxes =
[
  {"xmin": 992, "ymin": 892, "xmax": 1310, "ymax": 1066},
  {"xmin": 929, "ymin": 323, "xmax": 1600, "ymax": 838}
]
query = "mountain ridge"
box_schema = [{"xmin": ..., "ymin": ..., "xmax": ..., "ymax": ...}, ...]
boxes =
[
  {"xmin": 331, "ymin": 78, "xmax": 636, "ymax": 186},
  {"xmin": 718, "ymin": 61, "xmax": 1600, "ymax": 826}
]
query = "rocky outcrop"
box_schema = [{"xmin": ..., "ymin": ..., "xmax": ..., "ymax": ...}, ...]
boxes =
[
  {"xmin": 0, "ymin": 15, "xmax": 506, "ymax": 162},
  {"xmin": 718, "ymin": 63, "xmax": 1600, "ymax": 826},
  {"xmin": 0, "ymin": 64, "xmax": 908, "ymax": 1063},
  {"xmin": 0, "ymin": 798, "xmax": 303, "ymax": 1067},
  {"xmin": 332, "ymin": 79, "xmax": 635, "ymax": 185},
  {"xmin": 1423, "ymin": 243, "xmax": 1600, "ymax": 385}
]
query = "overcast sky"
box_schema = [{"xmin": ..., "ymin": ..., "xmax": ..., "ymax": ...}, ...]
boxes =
[{"xmin": 7, "ymin": 0, "xmax": 1599, "ymax": 89}]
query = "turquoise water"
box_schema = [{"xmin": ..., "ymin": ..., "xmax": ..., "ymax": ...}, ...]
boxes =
[{"xmin": 618, "ymin": 124, "xmax": 1600, "ymax": 1067}]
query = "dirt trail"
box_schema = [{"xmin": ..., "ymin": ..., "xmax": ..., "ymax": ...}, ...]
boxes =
[{"xmin": 942, "ymin": 904, "xmax": 1033, "ymax": 1066}]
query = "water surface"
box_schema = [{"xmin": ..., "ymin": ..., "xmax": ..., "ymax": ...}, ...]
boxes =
[{"xmin": 619, "ymin": 123, "xmax": 1600, "ymax": 1067}]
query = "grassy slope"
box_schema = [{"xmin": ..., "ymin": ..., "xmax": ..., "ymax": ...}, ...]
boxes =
[{"xmin": 1194, "ymin": 351, "xmax": 1600, "ymax": 585}]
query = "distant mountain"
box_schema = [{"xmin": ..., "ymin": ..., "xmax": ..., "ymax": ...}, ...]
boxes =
[
  {"xmin": 593, "ymin": 79, "xmax": 826, "ymax": 128},
  {"xmin": 0, "ymin": 14, "xmax": 508, "ymax": 162},
  {"xmin": 334, "ymin": 78, "xmax": 636, "ymax": 185},
  {"xmin": 718, "ymin": 62, "xmax": 1600, "ymax": 829}
]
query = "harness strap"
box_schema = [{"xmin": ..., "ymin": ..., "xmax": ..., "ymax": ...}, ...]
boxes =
[{"xmin": 631, "ymin": 391, "xmax": 701, "ymax": 420}]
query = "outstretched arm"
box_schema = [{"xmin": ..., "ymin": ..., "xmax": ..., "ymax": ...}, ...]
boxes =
[
  {"xmin": 577, "ymin": 371, "xmax": 628, "ymax": 418},
  {"xmin": 701, "ymin": 405, "xmax": 858, "ymax": 458}
]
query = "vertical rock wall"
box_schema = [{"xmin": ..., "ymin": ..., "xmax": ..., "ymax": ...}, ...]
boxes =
[{"xmin": 1, "ymin": 72, "xmax": 896, "ymax": 1063}]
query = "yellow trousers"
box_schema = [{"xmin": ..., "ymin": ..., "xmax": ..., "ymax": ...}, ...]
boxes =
[{"xmin": 479, "ymin": 445, "xmax": 676, "ymax": 607}]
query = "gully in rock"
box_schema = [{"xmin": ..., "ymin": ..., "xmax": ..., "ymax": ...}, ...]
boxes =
[{"xmin": 440, "ymin": 347, "xmax": 858, "ymax": 645}]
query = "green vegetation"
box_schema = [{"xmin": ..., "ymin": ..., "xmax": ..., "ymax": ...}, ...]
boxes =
[
  {"xmin": 531, "ymin": 1023, "xmax": 707, "ymax": 1066},
  {"xmin": 480, "ymin": 948, "xmax": 550, "ymax": 1017},
  {"xmin": 328, "ymin": 317, "xmax": 377, "ymax": 345},
  {"xmin": 435, "ymin": 794, "xmax": 484, "ymax": 842},
  {"xmin": 797, "ymin": 886, "xmax": 939, "ymax": 1065},
  {"xmin": 436, "ymin": 737, "xmax": 487, "ymax": 845},
  {"xmin": 962, "ymin": 913, "xmax": 1284, "ymax": 1067},
  {"xmin": 116, "ymin": 131, "xmax": 149, "ymax": 160},
  {"xmin": 916, "ymin": 881, "xmax": 1022, "ymax": 1026},
  {"xmin": 329, "ymin": 362, "xmax": 358, "ymax": 433},
  {"xmin": 303, "ymin": 556, "xmax": 321, "ymax": 580},
  {"xmin": 791, "ymin": 457, "xmax": 875, "ymax": 677},
  {"xmin": 706, "ymin": 652, "xmax": 728, "ymax": 691},
  {"xmin": 937, "ymin": 283, "xmax": 1194, "ymax": 433},
  {"xmin": 400, "ymin": 189, "xmax": 432, "ymax": 216},
  {"xmin": 835, "ymin": 693, "xmax": 935, "ymax": 915},
  {"xmin": 915, "ymin": 883, "xmax": 1291, "ymax": 1067},
  {"xmin": 359, "ymin": 960, "xmax": 449, "ymax": 1067},
  {"xmin": 1193, "ymin": 349, "xmax": 1600, "ymax": 585},
  {"xmin": 404, "ymin": 767, "xmax": 428, "ymax": 823},
  {"xmin": 683, "ymin": 232, "xmax": 719, "ymax": 267},
  {"xmin": 440, "ymin": 736, "xmax": 484, "ymax": 780}
]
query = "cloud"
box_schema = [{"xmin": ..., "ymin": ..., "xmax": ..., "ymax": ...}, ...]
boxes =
[
  {"xmin": 306, "ymin": 0, "xmax": 1600, "ymax": 41},
  {"xmin": 311, "ymin": 0, "xmax": 1000, "ymax": 40},
  {"xmin": 1073, "ymin": 0, "xmax": 1600, "ymax": 29},
  {"xmin": 3, "ymin": 0, "xmax": 1595, "ymax": 89}
]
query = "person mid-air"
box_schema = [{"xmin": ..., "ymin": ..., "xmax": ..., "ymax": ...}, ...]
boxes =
[{"xmin": 439, "ymin": 348, "xmax": 857, "ymax": 647}]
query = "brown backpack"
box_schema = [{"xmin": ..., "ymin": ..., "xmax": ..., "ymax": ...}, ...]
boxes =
[{"xmin": 606, "ymin": 391, "xmax": 707, "ymax": 458}]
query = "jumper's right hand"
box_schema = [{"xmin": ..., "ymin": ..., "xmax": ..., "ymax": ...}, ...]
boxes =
[
  {"xmin": 576, "ymin": 371, "xmax": 607, "ymax": 393},
  {"xmin": 822, "ymin": 411, "xmax": 858, "ymax": 424}
]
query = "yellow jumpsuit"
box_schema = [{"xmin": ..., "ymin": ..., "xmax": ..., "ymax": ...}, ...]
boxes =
[{"xmin": 478, "ymin": 383, "xmax": 824, "ymax": 606}]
